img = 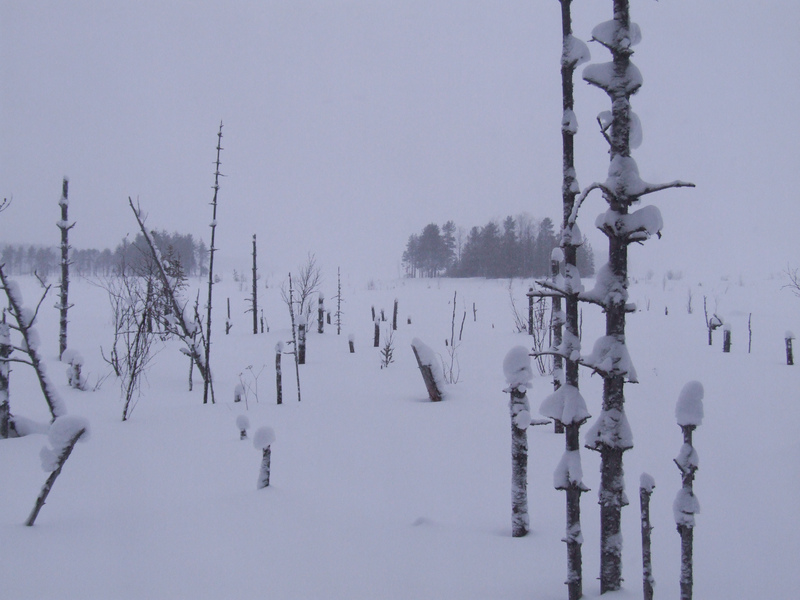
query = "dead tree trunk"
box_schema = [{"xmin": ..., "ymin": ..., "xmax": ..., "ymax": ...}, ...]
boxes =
[
  {"xmin": 288, "ymin": 273, "xmax": 302, "ymax": 402},
  {"xmin": 675, "ymin": 425, "xmax": 698, "ymax": 600},
  {"xmin": 411, "ymin": 339, "xmax": 443, "ymax": 402},
  {"xmin": 26, "ymin": 426, "xmax": 87, "ymax": 526},
  {"xmin": 640, "ymin": 474, "xmax": 655, "ymax": 600},
  {"xmin": 203, "ymin": 121, "xmax": 224, "ymax": 405},
  {"xmin": 275, "ymin": 342, "xmax": 283, "ymax": 405},
  {"xmin": 56, "ymin": 177, "xmax": 74, "ymax": 360},
  {"xmin": 335, "ymin": 267, "xmax": 343, "ymax": 335},
  {"xmin": 298, "ymin": 322, "xmax": 307, "ymax": 365},
  {"xmin": 258, "ymin": 446, "xmax": 272, "ymax": 488},
  {"xmin": 317, "ymin": 293, "xmax": 325, "ymax": 334},
  {"xmin": 786, "ymin": 332, "xmax": 795, "ymax": 365},
  {"xmin": 226, "ymin": 297, "xmax": 232, "ymax": 335},
  {"xmin": 509, "ymin": 386, "xmax": 530, "ymax": 537},
  {"xmin": 722, "ymin": 325, "xmax": 731, "ymax": 353},
  {"xmin": 576, "ymin": 2, "xmax": 694, "ymax": 592},
  {"xmin": 373, "ymin": 318, "xmax": 380, "ymax": 348},
  {"xmin": 348, "ymin": 334, "xmax": 355, "ymax": 353},
  {"xmin": 392, "ymin": 299, "xmax": 398, "ymax": 331},
  {"xmin": 0, "ymin": 321, "xmax": 10, "ymax": 438},
  {"xmin": 252, "ymin": 234, "xmax": 258, "ymax": 334}
]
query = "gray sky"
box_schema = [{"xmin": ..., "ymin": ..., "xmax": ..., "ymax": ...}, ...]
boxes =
[{"xmin": 2, "ymin": 1, "xmax": 798, "ymax": 284}]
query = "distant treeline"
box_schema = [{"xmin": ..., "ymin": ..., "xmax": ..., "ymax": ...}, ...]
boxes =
[
  {"xmin": 0, "ymin": 230, "xmax": 207, "ymax": 278},
  {"xmin": 402, "ymin": 215, "xmax": 595, "ymax": 279}
]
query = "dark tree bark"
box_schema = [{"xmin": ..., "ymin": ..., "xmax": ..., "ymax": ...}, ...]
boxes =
[
  {"xmin": 287, "ymin": 273, "xmax": 302, "ymax": 402},
  {"xmin": 257, "ymin": 446, "xmax": 271, "ymax": 489},
  {"xmin": 509, "ymin": 386, "xmax": 530, "ymax": 537},
  {"xmin": 226, "ymin": 297, "xmax": 232, "ymax": 335},
  {"xmin": 56, "ymin": 177, "xmax": 74, "ymax": 360},
  {"xmin": 252, "ymin": 234, "xmax": 258, "ymax": 334},
  {"xmin": 317, "ymin": 294, "xmax": 324, "ymax": 334},
  {"xmin": 26, "ymin": 427, "xmax": 87, "ymax": 526},
  {"xmin": 275, "ymin": 343, "xmax": 283, "ymax": 405},
  {"xmin": 392, "ymin": 299, "xmax": 398, "ymax": 331},
  {"xmin": 335, "ymin": 267, "xmax": 343, "ymax": 335},
  {"xmin": 786, "ymin": 335, "xmax": 794, "ymax": 365},
  {"xmin": 348, "ymin": 335, "xmax": 355, "ymax": 353},
  {"xmin": 373, "ymin": 319, "xmax": 380, "ymax": 348},
  {"xmin": 298, "ymin": 322, "xmax": 307, "ymax": 365},
  {"xmin": 640, "ymin": 475, "xmax": 655, "ymax": 600},
  {"xmin": 0, "ymin": 322, "xmax": 10, "ymax": 438},
  {"xmin": 675, "ymin": 425, "xmax": 699, "ymax": 600},
  {"xmin": 723, "ymin": 327, "xmax": 731, "ymax": 353}
]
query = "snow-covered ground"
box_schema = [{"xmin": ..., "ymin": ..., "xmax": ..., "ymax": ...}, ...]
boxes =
[{"xmin": 1, "ymin": 272, "xmax": 797, "ymax": 599}]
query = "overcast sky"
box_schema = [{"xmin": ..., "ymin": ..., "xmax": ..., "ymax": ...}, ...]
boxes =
[{"xmin": 1, "ymin": 1, "xmax": 798, "ymax": 285}]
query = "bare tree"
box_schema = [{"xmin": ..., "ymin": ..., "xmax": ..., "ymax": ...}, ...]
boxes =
[
  {"xmin": 128, "ymin": 199, "xmax": 212, "ymax": 399},
  {"xmin": 56, "ymin": 177, "xmax": 74, "ymax": 360},
  {"xmin": 0, "ymin": 264, "xmax": 65, "ymax": 422},
  {"xmin": 0, "ymin": 320, "xmax": 11, "ymax": 438},
  {"xmin": 247, "ymin": 234, "xmax": 258, "ymax": 334},
  {"xmin": 572, "ymin": 3, "xmax": 694, "ymax": 591},
  {"xmin": 203, "ymin": 121, "xmax": 224, "ymax": 405},
  {"xmin": 282, "ymin": 254, "xmax": 322, "ymax": 326}
]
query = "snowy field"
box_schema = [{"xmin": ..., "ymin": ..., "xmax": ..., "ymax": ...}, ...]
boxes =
[{"xmin": 1, "ymin": 272, "xmax": 798, "ymax": 599}]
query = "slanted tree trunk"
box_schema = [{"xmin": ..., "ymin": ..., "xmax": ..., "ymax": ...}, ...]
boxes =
[
  {"xmin": 411, "ymin": 339, "xmax": 443, "ymax": 402},
  {"xmin": 26, "ymin": 427, "xmax": 87, "ymax": 526},
  {"xmin": 56, "ymin": 177, "xmax": 74, "ymax": 360},
  {"xmin": 288, "ymin": 273, "xmax": 302, "ymax": 402}
]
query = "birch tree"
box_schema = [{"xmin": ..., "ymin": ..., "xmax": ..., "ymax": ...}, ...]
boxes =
[{"xmin": 56, "ymin": 177, "xmax": 74, "ymax": 360}]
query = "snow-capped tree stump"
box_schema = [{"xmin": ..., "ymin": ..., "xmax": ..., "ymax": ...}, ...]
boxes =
[
  {"xmin": 275, "ymin": 341, "xmax": 283, "ymax": 405},
  {"xmin": 722, "ymin": 323, "xmax": 731, "ymax": 353},
  {"xmin": 236, "ymin": 415, "xmax": 249, "ymax": 440},
  {"xmin": 26, "ymin": 416, "xmax": 89, "ymax": 526},
  {"xmin": 411, "ymin": 338, "xmax": 443, "ymax": 402},
  {"xmin": 786, "ymin": 331, "xmax": 795, "ymax": 365},
  {"xmin": 253, "ymin": 426, "xmax": 276, "ymax": 489},
  {"xmin": 640, "ymin": 473, "xmax": 656, "ymax": 600},
  {"xmin": 674, "ymin": 381, "xmax": 703, "ymax": 600},
  {"xmin": 234, "ymin": 383, "xmax": 244, "ymax": 404},
  {"xmin": 0, "ymin": 322, "xmax": 11, "ymax": 439},
  {"xmin": 348, "ymin": 334, "xmax": 355, "ymax": 354},
  {"xmin": 504, "ymin": 347, "xmax": 533, "ymax": 537}
]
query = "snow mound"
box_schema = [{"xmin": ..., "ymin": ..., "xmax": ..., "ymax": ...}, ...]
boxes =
[{"xmin": 539, "ymin": 384, "xmax": 590, "ymax": 425}]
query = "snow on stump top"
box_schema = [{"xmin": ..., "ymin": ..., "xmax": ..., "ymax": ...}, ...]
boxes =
[
  {"xmin": 503, "ymin": 346, "xmax": 533, "ymax": 392},
  {"xmin": 675, "ymin": 381, "xmax": 704, "ymax": 427},
  {"xmin": 411, "ymin": 338, "xmax": 444, "ymax": 402},
  {"xmin": 253, "ymin": 426, "xmax": 276, "ymax": 450}
]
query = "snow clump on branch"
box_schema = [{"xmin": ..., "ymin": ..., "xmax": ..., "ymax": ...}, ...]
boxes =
[{"xmin": 675, "ymin": 380, "xmax": 704, "ymax": 427}]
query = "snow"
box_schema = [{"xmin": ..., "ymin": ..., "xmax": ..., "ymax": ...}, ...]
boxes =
[
  {"xmin": 581, "ymin": 262, "xmax": 627, "ymax": 306},
  {"xmin": 673, "ymin": 488, "xmax": 701, "ymax": 527},
  {"xmin": 562, "ymin": 109, "xmax": 578, "ymax": 135},
  {"xmin": 585, "ymin": 408, "xmax": 633, "ymax": 451},
  {"xmin": 503, "ymin": 346, "xmax": 533, "ymax": 390},
  {"xmin": 61, "ymin": 348, "xmax": 84, "ymax": 366},
  {"xmin": 582, "ymin": 335, "xmax": 638, "ymax": 382},
  {"xmin": 40, "ymin": 416, "xmax": 90, "ymax": 470},
  {"xmin": 550, "ymin": 247, "xmax": 564, "ymax": 263},
  {"xmin": 236, "ymin": 414, "xmax": 250, "ymax": 432},
  {"xmin": 604, "ymin": 154, "xmax": 650, "ymax": 199},
  {"xmin": 675, "ymin": 443, "xmax": 699, "ymax": 471},
  {"xmin": 253, "ymin": 426, "xmax": 275, "ymax": 450},
  {"xmin": 675, "ymin": 380, "xmax": 704, "ymax": 427},
  {"xmin": 562, "ymin": 34, "xmax": 590, "ymax": 68},
  {"xmin": 591, "ymin": 20, "xmax": 642, "ymax": 51},
  {"xmin": 0, "ymin": 275, "xmax": 798, "ymax": 599},
  {"xmin": 554, "ymin": 450, "xmax": 584, "ymax": 489},
  {"xmin": 595, "ymin": 205, "xmax": 663, "ymax": 241},
  {"xmin": 275, "ymin": 340, "xmax": 284, "ymax": 353},
  {"xmin": 786, "ymin": 331, "xmax": 795, "ymax": 340},
  {"xmin": 539, "ymin": 384, "xmax": 590, "ymax": 426},
  {"xmin": 639, "ymin": 472, "xmax": 655, "ymax": 493},
  {"xmin": 583, "ymin": 60, "xmax": 643, "ymax": 96},
  {"xmin": 411, "ymin": 336, "xmax": 446, "ymax": 392}
]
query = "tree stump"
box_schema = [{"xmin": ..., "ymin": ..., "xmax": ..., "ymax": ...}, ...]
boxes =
[{"xmin": 411, "ymin": 339, "xmax": 442, "ymax": 402}]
